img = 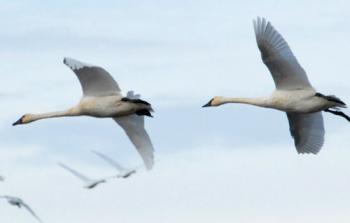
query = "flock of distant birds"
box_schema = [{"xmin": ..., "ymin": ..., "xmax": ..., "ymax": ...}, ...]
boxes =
[{"xmin": 2, "ymin": 17, "xmax": 349, "ymax": 222}]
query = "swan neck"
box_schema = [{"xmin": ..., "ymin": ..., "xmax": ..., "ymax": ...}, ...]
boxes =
[
  {"xmin": 29, "ymin": 108, "xmax": 79, "ymax": 122},
  {"xmin": 220, "ymin": 97, "xmax": 268, "ymax": 107}
]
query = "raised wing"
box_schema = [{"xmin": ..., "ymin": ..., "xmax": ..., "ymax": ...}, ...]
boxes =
[
  {"xmin": 287, "ymin": 112, "xmax": 325, "ymax": 154},
  {"xmin": 127, "ymin": 90, "xmax": 141, "ymax": 99},
  {"xmin": 63, "ymin": 57, "xmax": 121, "ymax": 97},
  {"xmin": 58, "ymin": 163, "xmax": 91, "ymax": 183},
  {"xmin": 253, "ymin": 17, "xmax": 312, "ymax": 90},
  {"xmin": 21, "ymin": 201, "xmax": 43, "ymax": 223},
  {"xmin": 91, "ymin": 150, "xmax": 124, "ymax": 171},
  {"xmin": 114, "ymin": 115, "xmax": 154, "ymax": 170}
]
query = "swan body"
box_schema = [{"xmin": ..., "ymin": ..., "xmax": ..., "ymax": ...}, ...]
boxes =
[
  {"xmin": 14, "ymin": 58, "xmax": 154, "ymax": 169},
  {"xmin": 203, "ymin": 17, "xmax": 349, "ymax": 154},
  {"xmin": 0, "ymin": 195, "xmax": 43, "ymax": 222}
]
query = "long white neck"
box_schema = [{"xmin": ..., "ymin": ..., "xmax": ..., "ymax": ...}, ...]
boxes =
[
  {"xmin": 27, "ymin": 107, "xmax": 80, "ymax": 123},
  {"xmin": 218, "ymin": 97, "xmax": 270, "ymax": 108}
]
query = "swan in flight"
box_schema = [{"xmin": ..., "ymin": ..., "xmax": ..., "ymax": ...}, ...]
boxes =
[
  {"xmin": 91, "ymin": 150, "xmax": 137, "ymax": 178},
  {"xmin": 58, "ymin": 162, "xmax": 108, "ymax": 189},
  {"xmin": 0, "ymin": 195, "xmax": 43, "ymax": 223},
  {"xmin": 203, "ymin": 17, "xmax": 349, "ymax": 154},
  {"xmin": 13, "ymin": 58, "xmax": 154, "ymax": 169}
]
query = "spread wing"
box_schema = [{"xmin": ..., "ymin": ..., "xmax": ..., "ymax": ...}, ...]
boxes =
[
  {"xmin": 20, "ymin": 201, "xmax": 43, "ymax": 223},
  {"xmin": 0, "ymin": 176, "xmax": 4, "ymax": 181},
  {"xmin": 287, "ymin": 112, "xmax": 325, "ymax": 154},
  {"xmin": 91, "ymin": 150, "xmax": 124, "ymax": 171},
  {"xmin": 114, "ymin": 115, "xmax": 154, "ymax": 170},
  {"xmin": 58, "ymin": 163, "xmax": 92, "ymax": 183},
  {"xmin": 253, "ymin": 17, "xmax": 312, "ymax": 90},
  {"xmin": 63, "ymin": 57, "xmax": 121, "ymax": 96}
]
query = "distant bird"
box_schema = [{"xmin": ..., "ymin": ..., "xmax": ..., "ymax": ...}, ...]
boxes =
[
  {"xmin": 13, "ymin": 58, "xmax": 154, "ymax": 170},
  {"xmin": 91, "ymin": 150, "xmax": 137, "ymax": 178},
  {"xmin": 203, "ymin": 17, "xmax": 349, "ymax": 154},
  {"xmin": 58, "ymin": 162, "xmax": 107, "ymax": 189},
  {"xmin": 0, "ymin": 195, "xmax": 43, "ymax": 223}
]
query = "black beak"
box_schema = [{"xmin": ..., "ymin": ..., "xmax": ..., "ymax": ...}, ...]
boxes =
[
  {"xmin": 202, "ymin": 99, "xmax": 213, "ymax": 108},
  {"xmin": 12, "ymin": 117, "xmax": 23, "ymax": 126}
]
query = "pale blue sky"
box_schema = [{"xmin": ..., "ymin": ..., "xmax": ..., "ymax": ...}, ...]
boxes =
[{"xmin": 1, "ymin": 0, "xmax": 350, "ymax": 222}]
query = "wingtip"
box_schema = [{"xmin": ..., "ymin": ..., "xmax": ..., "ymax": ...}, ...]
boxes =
[{"xmin": 63, "ymin": 57, "xmax": 93, "ymax": 70}]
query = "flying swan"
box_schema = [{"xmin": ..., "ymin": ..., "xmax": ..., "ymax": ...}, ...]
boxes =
[
  {"xmin": 13, "ymin": 58, "xmax": 154, "ymax": 169},
  {"xmin": 58, "ymin": 162, "xmax": 108, "ymax": 189},
  {"xmin": 91, "ymin": 150, "xmax": 137, "ymax": 178},
  {"xmin": 0, "ymin": 195, "xmax": 43, "ymax": 223},
  {"xmin": 203, "ymin": 17, "xmax": 349, "ymax": 154}
]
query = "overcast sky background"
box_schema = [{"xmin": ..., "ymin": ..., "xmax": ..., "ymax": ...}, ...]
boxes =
[{"xmin": 1, "ymin": 0, "xmax": 350, "ymax": 222}]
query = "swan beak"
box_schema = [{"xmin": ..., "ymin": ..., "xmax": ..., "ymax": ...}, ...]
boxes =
[
  {"xmin": 12, "ymin": 117, "xmax": 23, "ymax": 126},
  {"xmin": 202, "ymin": 99, "xmax": 214, "ymax": 107}
]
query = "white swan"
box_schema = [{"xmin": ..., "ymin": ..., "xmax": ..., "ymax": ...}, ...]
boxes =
[
  {"xmin": 13, "ymin": 58, "xmax": 154, "ymax": 169},
  {"xmin": 0, "ymin": 195, "xmax": 43, "ymax": 223},
  {"xmin": 58, "ymin": 162, "xmax": 108, "ymax": 189},
  {"xmin": 203, "ymin": 17, "xmax": 349, "ymax": 154},
  {"xmin": 91, "ymin": 150, "xmax": 137, "ymax": 178}
]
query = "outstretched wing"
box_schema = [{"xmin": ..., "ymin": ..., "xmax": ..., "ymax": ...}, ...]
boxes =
[
  {"xmin": 0, "ymin": 175, "xmax": 4, "ymax": 181},
  {"xmin": 21, "ymin": 201, "xmax": 43, "ymax": 223},
  {"xmin": 114, "ymin": 115, "xmax": 154, "ymax": 170},
  {"xmin": 253, "ymin": 17, "xmax": 312, "ymax": 90},
  {"xmin": 58, "ymin": 162, "xmax": 92, "ymax": 183},
  {"xmin": 63, "ymin": 57, "xmax": 121, "ymax": 97},
  {"xmin": 91, "ymin": 150, "xmax": 124, "ymax": 171},
  {"xmin": 287, "ymin": 112, "xmax": 325, "ymax": 154}
]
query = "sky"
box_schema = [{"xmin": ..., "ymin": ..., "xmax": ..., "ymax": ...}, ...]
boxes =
[{"xmin": 1, "ymin": 0, "xmax": 350, "ymax": 222}]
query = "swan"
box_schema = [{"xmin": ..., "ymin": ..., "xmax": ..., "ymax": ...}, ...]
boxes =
[
  {"xmin": 0, "ymin": 195, "xmax": 43, "ymax": 222},
  {"xmin": 203, "ymin": 17, "xmax": 349, "ymax": 154},
  {"xmin": 13, "ymin": 58, "xmax": 154, "ymax": 169},
  {"xmin": 58, "ymin": 162, "xmax": 108, "ymax": 189},
  {"xmin": 91, "ymin": 150, "xmax": 137, "ymax": 178}
]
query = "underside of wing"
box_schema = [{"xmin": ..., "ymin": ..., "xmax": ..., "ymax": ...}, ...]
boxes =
[
  {"xmin": 253, "ymin": 17, "xmax": 312, "ymax": 90},
  {"xmin": 114, "ymin": 115, "xmax": 154, "ymax": 170},
  {"xmin": 287, "ymin": 112, "xmax": 325, "ymax": 154},
  {"xmin": 63, "ymin": 57, "xmax": 121, "ymax": 97}
]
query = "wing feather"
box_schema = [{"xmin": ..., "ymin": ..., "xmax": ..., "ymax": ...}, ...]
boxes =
[
  {"xmin": 114, "ymin": 115, "xmax": 154, "ymax": 170},
  {"xmin": 253, "ymin": 17, "xmax": 312, "ymax": 90},
  {"xmin": 287, "ymin": 112, "xmax": 325, "ymax": 154},
  {"xmin": 63, "ymin": 57, "xmax": 121, "ymax": 96}
]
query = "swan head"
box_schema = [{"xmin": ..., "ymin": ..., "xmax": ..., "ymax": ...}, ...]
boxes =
[
  {"xmin": 202, "ymin": 97, "xmax": 223, "ymax": 107},
  {"xmin": 12, "ymin": 114, "xmax": 34, "ymax": 126}
]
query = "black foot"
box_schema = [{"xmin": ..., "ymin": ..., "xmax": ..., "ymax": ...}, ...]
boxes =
[{"xmin": 324, "ymin": 109, "xmax": 350, "ymax": 122}]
